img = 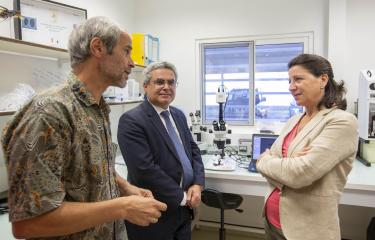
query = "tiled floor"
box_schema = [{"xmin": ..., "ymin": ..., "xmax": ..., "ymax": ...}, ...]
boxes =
[{"xmin": 192, "ymin": 226, "xmax": 264, "ymax": 240}]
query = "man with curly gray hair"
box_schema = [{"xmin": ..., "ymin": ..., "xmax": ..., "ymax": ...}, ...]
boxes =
[{"xmin": 2, "ymin": 16, "xmax": 166, "ymax": 240}]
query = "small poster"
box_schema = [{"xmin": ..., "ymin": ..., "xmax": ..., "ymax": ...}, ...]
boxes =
[{"xmin": 14, "ymin": 0, "xmax": 86, "ymax": 49}]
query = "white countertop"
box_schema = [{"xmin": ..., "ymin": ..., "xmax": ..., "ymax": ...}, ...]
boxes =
[
  {"xmin": 1, "ymin": 156, "xmax": 373, "ymax": 239},
  {"xmin": 115, "ymin": 155, "xmax": 375, "ymax": 192},
  {"xmin": 202, "ymin": 156, "xmax": 375, "ymax": 192},
  {"xmin": 346, "ymin": 160, "xmax": 375, "ymax": 191}
]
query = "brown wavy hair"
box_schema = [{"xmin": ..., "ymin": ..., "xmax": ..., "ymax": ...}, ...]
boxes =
[{"xmin": 288, "ymin": 54, "xmax": 347, "ymax": 110}]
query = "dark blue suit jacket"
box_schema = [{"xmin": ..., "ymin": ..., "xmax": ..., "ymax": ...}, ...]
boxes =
[{"xmin": 117, "ymin": 100, "xmax": 205, "ymax": 238}]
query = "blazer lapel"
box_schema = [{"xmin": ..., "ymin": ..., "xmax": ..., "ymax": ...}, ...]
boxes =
[
  {"xmin": 287, "ymin": 108, "xmax": 335, "ymax": 155},
  {"xmin": 142, "ymin": 101, "xmax": 180, "ymax": 160},
  {"xmin": 274, "ymin": 114, "xmax": 302, "ymax": 155}
]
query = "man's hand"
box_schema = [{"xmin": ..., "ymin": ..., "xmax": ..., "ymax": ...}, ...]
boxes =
[
  {"xmin": 186, "ymin": 185, "xmax": 202, "ymax": 209},
  {"xmin": 124, "ymin": 183, "xmax": 154, "ymax": 198},
  {"xmin": 10, "ymin": 196, "xmax": 167, "ymax": 238},
  {"xmin": 116, "ymin": 172, "xmax": 154, "ymax": 198},
  {"xmin": 119, "ymin": 196, "xmax": 167, "ymax": 226}
]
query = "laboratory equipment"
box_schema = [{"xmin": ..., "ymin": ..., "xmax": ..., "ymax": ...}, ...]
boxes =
[
  {"xmin": 205, "ymin": 84, "xmax": 236, "ymax": 171},
  {"xmin": 238, "ymin": 138, "xmax": 251, "ymax": 156},
  {"xmin": 357, "ymin": 70, "xmax": 375, "ymax": 164},
  {"xmin": 204, "ymin": 157, "xmax": 236, "ymax": 171},
  {"xmin": 189, "ymin": 110, "xmax": 202, "ymax": 141},
  {"xmin": 212, "ymin": 83, "xmax": 231, "ymax": 165},
  {"xmin": 358, "ymin": 70, "xmax": 375, "ymax": 139},
  {"xmin": 248, "ymin": 134, "xmax": 278, "ymax": 173}
]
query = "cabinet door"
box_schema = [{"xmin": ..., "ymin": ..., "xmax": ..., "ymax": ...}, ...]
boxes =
[{"xmin": 109, "ymin": 102, "xmax": 141, "ymax": 144}]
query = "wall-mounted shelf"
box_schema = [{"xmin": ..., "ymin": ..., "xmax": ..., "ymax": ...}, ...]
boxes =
[
  {"xmin": 135, "ymin": 64, "xmax": 146, "ymax": 69},
  {"xmin": 107, "ymin": 99, "xmax": 143, "ymax": 105},
  {"xmin": 0, "ymin": 36, "xmax": 69, "ymax": 60},
  {"xmin": 0, "ymin": 111, "xmax": 16, "ymax": 116},
  {"xmin": 0, "ymin": 36, "xmax": 152, "ymax": 63},
  {"xmin": 0, "ymin": 100, "xmax": 144, "ymax": 117}
]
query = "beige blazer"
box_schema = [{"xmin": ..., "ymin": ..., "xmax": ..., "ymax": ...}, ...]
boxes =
[{"xmin": 257, "ymin": 108, "xmax": 358, "ymax": 240}]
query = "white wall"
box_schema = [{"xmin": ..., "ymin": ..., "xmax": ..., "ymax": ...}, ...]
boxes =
[
  {"xmin": 133, "ymin": 0, "xmax": 329, "ymax": 116},
  {"xmin": 345, "ymin": 0, "xmax": 375, "ymax": 112},
  {"xmin": 54, "ymin": 0, "xmax": 136, "ymax": 33},
  {"xmin": 329, "ymin": 0, "xmax": 375, "ymax": 113}
]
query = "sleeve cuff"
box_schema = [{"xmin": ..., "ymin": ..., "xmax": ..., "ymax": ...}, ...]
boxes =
[{"xmin": 180, "ymin": 191, "xmax": 187, "ymax": 206}]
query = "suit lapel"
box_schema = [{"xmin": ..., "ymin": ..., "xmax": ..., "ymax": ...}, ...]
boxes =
[{"xmin": 142, "ymin": 101, "xmax": 180, "ymax": 161}]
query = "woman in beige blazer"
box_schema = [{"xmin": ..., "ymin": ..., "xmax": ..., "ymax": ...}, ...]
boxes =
[{"xmin": 256, "ymin": 54, "xmax": 358, "ymax": 240}]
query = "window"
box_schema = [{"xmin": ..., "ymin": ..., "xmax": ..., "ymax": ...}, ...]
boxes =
[
  {"xmin": 255, "ymin": 43, "xmax": 304, "ymax": 123},
  {"xmin": 200, "ymin": 42, "xmax": 255, "ymax": 125},
  {"xmin": 198, "ymin": 33, "xmax": 313, "ymax": 125}
]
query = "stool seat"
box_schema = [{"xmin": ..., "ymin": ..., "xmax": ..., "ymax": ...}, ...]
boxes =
[
  {"xmin": 202, "ymin": 189, "xmax": 243, "ymax": 210},
  {"xmin": 201, "ymin": 188, "xmax": 243, "ymax": 240}
]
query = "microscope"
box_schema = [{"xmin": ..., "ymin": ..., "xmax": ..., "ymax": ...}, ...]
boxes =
[
  {"xmin": 357, "ymin": 70, "xmax": 375, "ymax": 165},
  {"xmin": 211, "ymin": 84, "xmax": 232, "ymax": 167},
  {"xmin": 189, "ymin": 110, "xmax": 202, "ymax": 142}
]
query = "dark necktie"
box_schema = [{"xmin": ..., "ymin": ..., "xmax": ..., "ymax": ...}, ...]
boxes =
[{"xmin": 160, "ymin": 110, "xmax": 194, "ymax": 190}]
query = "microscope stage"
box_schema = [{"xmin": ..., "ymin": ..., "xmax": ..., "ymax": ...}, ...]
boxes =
[{"xmin": 204, "ymin": 156, "xmax": 236, "ymax": 171}]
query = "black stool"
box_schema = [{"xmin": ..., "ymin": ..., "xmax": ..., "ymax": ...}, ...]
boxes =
[
  {"xmin": 368, "ymin": 217, "xmax": 375, "ymax": 240},
  {"xmin": 201, "ymin": 188, "xmax": 243, "ymax": 240}
]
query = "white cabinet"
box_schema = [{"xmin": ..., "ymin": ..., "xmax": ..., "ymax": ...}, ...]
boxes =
[{"xmin": 109, "ymin": 100, "xmax": 142, "ymax": 144}]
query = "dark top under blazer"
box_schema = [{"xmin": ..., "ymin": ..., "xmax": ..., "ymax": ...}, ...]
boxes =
[{"xmin": 117, "ymin": 100, "xmax": 205, "ymax": 210}]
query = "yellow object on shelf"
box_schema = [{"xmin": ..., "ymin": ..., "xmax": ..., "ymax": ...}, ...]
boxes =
[
  {"xmin": 131, "ymin": 33, "xmax": 146, "ymax": 66},
  {"xmin": 131, "ymin": 33, "xmax": 159, "ymax": 66}
]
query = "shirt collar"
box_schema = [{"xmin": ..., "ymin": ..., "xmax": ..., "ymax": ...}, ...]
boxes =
[
  {"xmin": 68, "ymin": 72, "xmax": 110, "ymax": 114},
  {"xmin": 148, "ymin": 99, "xmax": 170, "ymax": 115}
]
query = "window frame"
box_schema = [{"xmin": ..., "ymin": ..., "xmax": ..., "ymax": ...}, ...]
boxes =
[{"xmin": 196, "ymin": 32, "xmax": 314, "ymax": 126}]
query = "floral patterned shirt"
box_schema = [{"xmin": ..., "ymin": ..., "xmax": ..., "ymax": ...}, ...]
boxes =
[{"xmin": 2, "ymin": 73, "xmax": 126, "ymax": 240}]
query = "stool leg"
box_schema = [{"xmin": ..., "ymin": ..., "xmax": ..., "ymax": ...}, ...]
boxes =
[{"xmin": 220, "ymin": 208, "xmax": 225, "ymax": 240}]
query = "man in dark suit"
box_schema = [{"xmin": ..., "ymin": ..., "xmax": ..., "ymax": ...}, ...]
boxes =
[{"xmin": 117, "ymin": 61, "xmax": 205, "ymax": 240}]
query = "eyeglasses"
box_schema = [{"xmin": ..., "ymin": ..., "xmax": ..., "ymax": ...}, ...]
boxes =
[{"xmin": 151, "ymin": 79, "xmax": 178, "ymax": 87}]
